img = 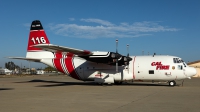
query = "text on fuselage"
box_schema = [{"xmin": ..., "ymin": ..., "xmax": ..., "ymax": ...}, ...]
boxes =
[{"xmin": 151, "ymin": 62, "xmax": 170, "ymax": 70}]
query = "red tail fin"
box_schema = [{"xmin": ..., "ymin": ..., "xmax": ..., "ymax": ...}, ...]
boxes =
[{"xmin": 27, "ymin": 20, "xmax": 50, "ymax": 51}]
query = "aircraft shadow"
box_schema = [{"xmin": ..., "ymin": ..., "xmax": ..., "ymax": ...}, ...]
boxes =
[
  {"xmin": 0, "ymin": 88, "xmax": 14, "ymax": 91},
  {"xmin": 16, "ymin": 79, "xmax": 99, "ymax": 87},
  {"xmin": 119, "ymin": 82, "xmax": 171, "ymax": 87},
  {"xmin": 16, "ymin": 79, "xmax": 175, "ymax": 87}
]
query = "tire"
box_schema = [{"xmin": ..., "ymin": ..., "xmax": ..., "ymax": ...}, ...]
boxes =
[{"xmin": 169, "ymin": 81, "xmax": 176, "ymax": 87}]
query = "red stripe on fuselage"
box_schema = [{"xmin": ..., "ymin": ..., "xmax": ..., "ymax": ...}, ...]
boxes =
[
  {"xmin": 65, "ymin": 54, "xmax": 80, "ymax": 80},
  {"xmin": 55, "ymin": 52, "xmax": 62, "ymax": 58},
  {"xmin": 53, "ymin": 53, "xmax": 65, "ymax": 73}
]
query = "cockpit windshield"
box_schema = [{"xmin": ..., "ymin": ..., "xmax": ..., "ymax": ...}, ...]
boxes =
[
  {"xmin": 173, "ymin": 58, "xmax": 181, "ymax": 63},
  {"xmin": 173, "ymin": 58, "xmax": 187, "ymax": 67}
]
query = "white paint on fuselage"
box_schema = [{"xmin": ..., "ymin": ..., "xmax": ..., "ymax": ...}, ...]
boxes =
[
  {"xmin": 41, "ymin": 55, "xmax": 196, "ymax": 83},
  {"xmin": 26, "ymin": 51, "xmax": 54, "ymax": 59},
  {"xmin": 130, "ymin": 55, "xmax": 195, "ymax": 81}
]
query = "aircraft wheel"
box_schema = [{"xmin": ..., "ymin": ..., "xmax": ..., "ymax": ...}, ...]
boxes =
[{"xmin": 169, "ymin": 81, "xmax": 176, "ymax": 87}]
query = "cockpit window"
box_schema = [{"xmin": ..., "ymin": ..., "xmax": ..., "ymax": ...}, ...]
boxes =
[
  {"xmin": 173, "ymin": 58, "xmax": 187, "ymax": 67},
  {"xmin": 173, "ymin": 58, "xmax": 184, "ymax": 63},
  {"xmin": 173, "ymin": 58, "xmax": 181, "ymax": 63},
  {"xmin": 183, "ymin": 62, "xmax": 187, "ymax": 67},
  {"xmin": 173, "ymin": 58, "xmax": 177, "ymax": 63},
  {"xmin": 178, "ymin": 65, "xmax": 183, "ymax": 70}
]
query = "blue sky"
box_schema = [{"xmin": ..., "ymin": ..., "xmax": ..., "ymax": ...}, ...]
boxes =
[{"xmin": 0, "ymin": 0, "xmax": 200, "ymax": 68}]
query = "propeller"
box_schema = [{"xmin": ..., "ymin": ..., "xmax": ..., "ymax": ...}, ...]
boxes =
[
  {"xmin": 127, "ymin": 44, "xmax": 130, "ymax": 73},
  {"xmin": 114, "ymin": 39, "xmax": 132, "ymax": 73},
  {"xmin": 127, "ymin": 44, "xmax": 129, "ymax": 57},
  {"xmin": 116, "ymin": 39, "xmax": 118, "ymax": 73}
]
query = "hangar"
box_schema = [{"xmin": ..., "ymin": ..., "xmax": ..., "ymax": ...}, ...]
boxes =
[{"xmin": 188, "ymin": 61, "xmax": 200, "ymax": 77}]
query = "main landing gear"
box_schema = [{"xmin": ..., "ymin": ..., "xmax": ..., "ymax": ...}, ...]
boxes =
[
  {"xmin": 114, "ymin": 81, "xmax": 123, "ymax": 85},
  {"xmin": 168, "ymin": 80, "xmax": 176, "ymax": 87}
]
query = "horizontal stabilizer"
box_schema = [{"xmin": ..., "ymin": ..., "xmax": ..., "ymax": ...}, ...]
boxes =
[
  {"xmin": 8, "ymin": 57, "xmax": 41, "ymax": 62},
  {"xmin": 32, "ymin": 44, "xmax": 93, "ymax": 56}
]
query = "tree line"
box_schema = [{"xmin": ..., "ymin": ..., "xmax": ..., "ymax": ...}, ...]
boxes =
[
  {"xmin": 4, "ymin": 61, "xmax": 56, "ymax": 72},
  {"xmin": 5, "ymin": 61, "xmax": 20, "ymax": 70}
]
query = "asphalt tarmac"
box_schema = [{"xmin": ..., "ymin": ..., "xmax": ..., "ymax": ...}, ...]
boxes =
[{"xmin": 0, "ymin": 75, "xmax": 200, "ymax": 112}]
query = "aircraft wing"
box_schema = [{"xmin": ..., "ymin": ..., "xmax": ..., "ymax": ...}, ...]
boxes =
[
  {"xmin": 8, "ymin": 57, "xmax": 41, "ymax": 62},
  {"xmin": 32, "ymin": 44, "xmax": 132, "ymax": 66},
  {"xmin": 32, "ymin": 44, "xmax": 93, "ymax": 56}
]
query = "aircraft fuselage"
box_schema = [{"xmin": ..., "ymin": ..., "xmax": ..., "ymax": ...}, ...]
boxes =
[{"xmin": 41, "ymin": 54, "xmax": 196, "ymax": 84}]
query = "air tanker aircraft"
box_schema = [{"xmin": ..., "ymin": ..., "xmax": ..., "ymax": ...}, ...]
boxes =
[{"xmin": 9, "ymin": 20, "xmax": 196, "ymax": 86}]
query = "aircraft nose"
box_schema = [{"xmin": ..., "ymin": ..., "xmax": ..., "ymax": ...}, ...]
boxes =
[{"xmin": 187, "ymin": 67, "xmax": 197, "ymax": 77}]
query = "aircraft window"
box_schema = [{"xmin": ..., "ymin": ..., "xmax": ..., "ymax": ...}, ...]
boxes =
[
  {"xmin": 173, "ymin": 58, "xmax": 178, "ymax": 63},
  {"xmin": 183, "ymin": 62, "xmax": 187, "ymax": 67},
  {"xmin": 173, "ymin": 58, "xmax": 182, "ymax": 63},
  {"xmin": 180, "ymin": 59, "xmax": 187, "ymax": 67},
  {"xmin": 149, "ymin": 70, "xmax": 154, "ymax": 74},
  {"xmin": 178, "ymin": 65, "xmax": 183, "ymax": 70}
]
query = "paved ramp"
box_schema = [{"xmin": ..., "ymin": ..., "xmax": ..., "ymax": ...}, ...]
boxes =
[{"xmin": 0, "ymin": 75, "xmax": 200, "ymax": 112}]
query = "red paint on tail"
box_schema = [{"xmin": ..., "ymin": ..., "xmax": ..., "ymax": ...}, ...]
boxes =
[{"xmin": 27, "ymin": 20, "xmax": 50, "ymax": 51}]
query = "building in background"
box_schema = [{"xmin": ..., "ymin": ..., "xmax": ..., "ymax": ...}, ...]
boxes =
[
  {"xmin": 37, "ymin": 70, "xmax": 44, "ymax": 74},
  {"xmin": 0, "ymin": 68, "xmax": 12, "ymax": 75}
]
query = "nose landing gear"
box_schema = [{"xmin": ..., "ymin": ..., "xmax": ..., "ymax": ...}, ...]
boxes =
[{"xmin": 169, "ymin": 80, "xmax": 176, "ymax": 87}]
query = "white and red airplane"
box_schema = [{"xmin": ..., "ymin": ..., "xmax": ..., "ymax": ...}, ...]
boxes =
[{"xmin": 9, "ymin": 20, "xmax": 196, "ymax": 86}]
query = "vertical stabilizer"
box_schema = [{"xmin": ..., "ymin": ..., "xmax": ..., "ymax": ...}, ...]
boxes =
[
  {"xmin": 27, "ymin": 20, "xmax": 50, "ymax": 51},
  {"xmin": 26, "ymin": 20, "xmax": 54, "ymax": 59}
]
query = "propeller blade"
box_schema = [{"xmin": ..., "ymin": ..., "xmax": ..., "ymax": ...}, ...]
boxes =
[
  {"xmin": 116, "ymin": 39, "xmax": 118, "ymax": 53},
  {"xmin": 127, "ymin": 44, "xmax": 129, "ymax": 73},
  {"xmin": 127, "ymin": 44, "xmax": 129, "ymax": 57},
  {"xmin": 116, "ymin": 39, "xmax": 118, "ymax": 73}
]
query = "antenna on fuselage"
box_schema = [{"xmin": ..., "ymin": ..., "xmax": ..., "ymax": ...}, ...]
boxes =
[{"xmin": 153, "ymin": 53, "xmax": 156, "ymax": 57}]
